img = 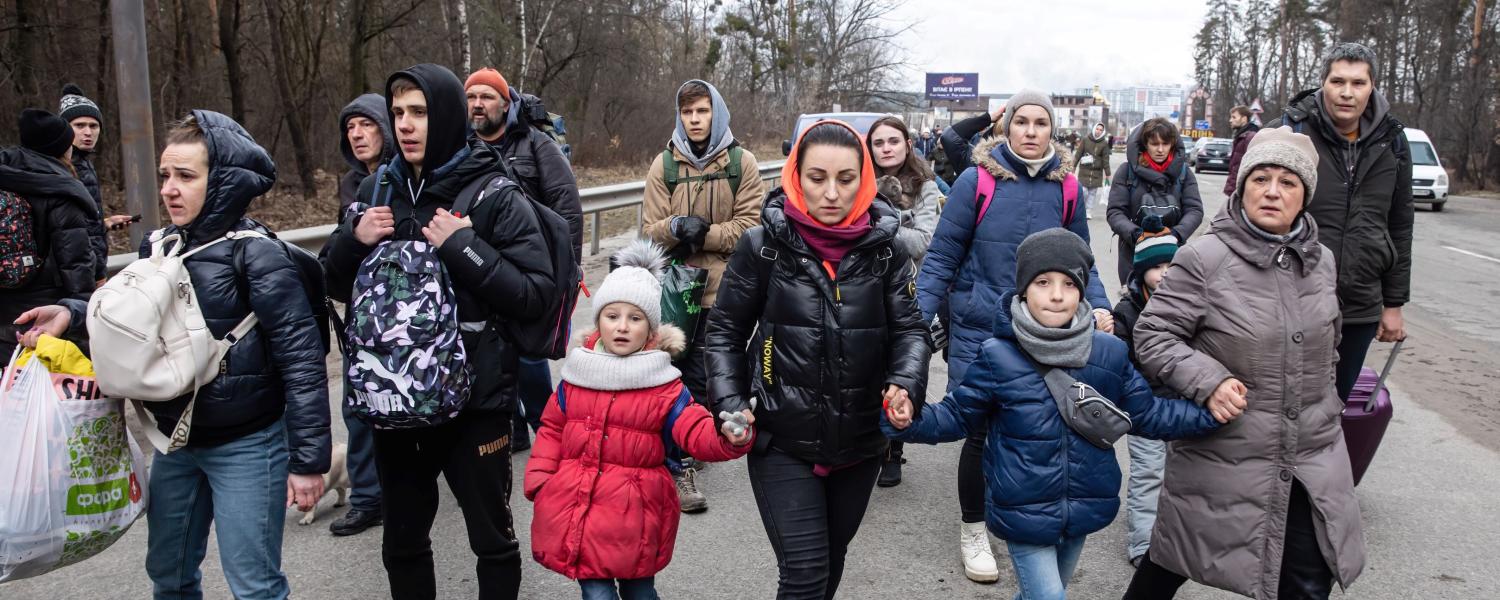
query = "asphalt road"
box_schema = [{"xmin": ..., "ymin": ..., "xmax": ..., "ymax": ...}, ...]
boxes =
[{"xmin": 6, "ymin": 164, "xmax": 1500, "ymax": 599}]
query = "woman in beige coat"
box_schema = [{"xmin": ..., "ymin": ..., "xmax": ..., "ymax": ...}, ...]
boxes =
[{"xmin": 1121, "ymin": 127, "xmax": 1365, "ymax": 600}]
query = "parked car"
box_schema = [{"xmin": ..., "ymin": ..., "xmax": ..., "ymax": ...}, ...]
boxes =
[
  {"xmin": 783, "ymin": 112, "xmax": 888, "ymax": 156},
  {"xmin": 1192, "ymin": 140, "xmax": 1233, "ymax": 173},
  {"xmin": 1404, "ymin": 128, "xmax": 1449, "ymax": 211}
]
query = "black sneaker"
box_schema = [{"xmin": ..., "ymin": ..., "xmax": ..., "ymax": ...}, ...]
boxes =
[{"xmin": 329, "ymin": 508, "xmax": 383, "ymax": 536}]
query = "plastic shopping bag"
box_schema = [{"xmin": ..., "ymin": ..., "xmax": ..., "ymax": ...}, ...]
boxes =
[
  {"xmin": 0, "ymin": 337, "xmax": 148, "ymax": 582},
  {"xmin": 660, "ymin": 261, "xmax": 708, "ymax": 343}
]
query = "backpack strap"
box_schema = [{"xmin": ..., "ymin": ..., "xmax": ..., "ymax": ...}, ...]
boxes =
[
  {"xmin": 973, "ymin": 167, "xmax": 998, "ymax": 226},
  {"xmin": 1175, "ymin": 162, "xmax": 1189, "ymax": 198},
  {"xmin": 661, "ymin": 387, "xmax": 692, "ymax": 456},
  {"xmin": 1062, "ymin": 173, "xmax": 1080, "ymax": 226},
  {"xmin": 662, "ymin": 149, "xmax": 680, "ymax": 197},
  {"xmin": 368, "ymin": 164, "xmax": 394, "ymax": 208},
  {"xmin": 554, "ymin": 382, "xmax": 568, "ymax": 413},
  {"xmin": 726, "ymin": 145, "xmax": 744, "ymax": 194},
  {"xmin": 452, "ymin": 173, "xmax": 502, "ymax": 218}
]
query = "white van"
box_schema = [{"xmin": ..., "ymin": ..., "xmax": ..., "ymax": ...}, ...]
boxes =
[{"xmin": 1403, "ymin": 128, "xmax": 1448, "ymax": 211}]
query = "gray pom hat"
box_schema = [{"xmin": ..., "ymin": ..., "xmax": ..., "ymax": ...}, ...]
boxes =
[{"xmin": 1234, "ymin": 126, "xmax": 1319, "ymax": 198}]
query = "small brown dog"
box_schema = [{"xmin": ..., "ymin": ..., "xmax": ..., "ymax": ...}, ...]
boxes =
[{"xmin": 297, "ymin": 442, "xmax": 350, "ymax": 526}]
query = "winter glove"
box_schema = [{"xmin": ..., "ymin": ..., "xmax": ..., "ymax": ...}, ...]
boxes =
[{"xmin": 670, "ymin": 216, "xmax": 711, "ymax": 248}]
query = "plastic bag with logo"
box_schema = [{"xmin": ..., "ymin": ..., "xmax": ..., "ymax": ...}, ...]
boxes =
[{"xmin": 0, "ymin": 336, "xmax": 148, "ymax": 582}]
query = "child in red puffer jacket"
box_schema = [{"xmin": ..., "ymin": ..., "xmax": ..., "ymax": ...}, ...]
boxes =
[{"xmin": 524, "ymin": 240, "xmax": 754, "ymax": 599}]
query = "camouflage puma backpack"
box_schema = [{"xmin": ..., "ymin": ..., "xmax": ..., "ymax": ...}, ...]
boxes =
[{"xmin": 343, "ymin": 168, "xmax": 472, "ymax": 428}]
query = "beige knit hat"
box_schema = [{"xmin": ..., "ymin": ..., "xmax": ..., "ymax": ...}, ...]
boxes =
[{"xmin": 1235, "ymin": 126, "xmax": 1319, "ymax": 197}]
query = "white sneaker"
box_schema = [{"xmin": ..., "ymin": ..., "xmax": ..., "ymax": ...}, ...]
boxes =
[{"xmin": 960, "ymin": 521, "xmax": 1000, "ymax": 583}]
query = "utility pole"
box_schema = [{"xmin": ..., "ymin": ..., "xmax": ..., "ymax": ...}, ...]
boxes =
[{"xmin": 110, "ymin": 0, "xmax": 159, "ymax": 249}]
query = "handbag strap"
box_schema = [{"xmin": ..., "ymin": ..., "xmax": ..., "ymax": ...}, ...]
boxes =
[{"xmin": 1021, "ymin": 352, "xmax": 1081, "ymax": 423}]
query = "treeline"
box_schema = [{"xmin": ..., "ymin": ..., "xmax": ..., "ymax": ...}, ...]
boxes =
[
  {"xmin": 1192, "ymin": 0, "xmax": 1499, "ymax": 188},
  {"xmin": 0, "ymin": 0, "xmax": 911, "ymax": 198}
]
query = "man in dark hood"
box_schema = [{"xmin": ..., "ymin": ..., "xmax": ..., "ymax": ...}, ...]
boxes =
[
  {"xmin": 322, "ymin": 63, "xmax": 558, "ymax": 599},
  {"xmin": 336, "ymin": 92, "xmax": 395, "ymax": 213},
  {"xmin": 1267, "ymin": 41, "xmax": 1413, "ymax": 403}
]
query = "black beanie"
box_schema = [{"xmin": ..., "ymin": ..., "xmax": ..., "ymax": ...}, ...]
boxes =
[
  {"xmin": 59, "ymin": 83, "xmax": 103, "ymax": 124},
  {"xmin": 1015, "ymin": 228, "xmax": 1094, "ymax": 294},
  {"xmin": 19, "ymin": 108, "xmax": 75, "ymax": 158}
]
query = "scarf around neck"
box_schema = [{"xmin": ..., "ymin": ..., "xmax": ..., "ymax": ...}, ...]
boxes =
[
  {"xmin": 1142, "ymin": 151, "xmax": 1173, "ymax": 174},
  {"xmin": 1240, "ymin": 208, "xmax": 1308, "ymax": 244},
  {"xmin": 1012, "ymin": 144, "xmax": 1057, "ymax": 178},
  {"xmin": 559, "ymin": 343, "xmax": 682, "ymax": 392},
  {"xmin": 1010, "ymin": 295, "xmax": 1095, "ymax": 369},
  {"xmin": 786, "ymin": 207, "xmax": 873, "ymax": 279}
]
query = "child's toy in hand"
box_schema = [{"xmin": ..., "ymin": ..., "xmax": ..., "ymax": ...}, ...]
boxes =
[{"xmin": 719, "ymin": 410, "xmax": 751, "ymax": 437}]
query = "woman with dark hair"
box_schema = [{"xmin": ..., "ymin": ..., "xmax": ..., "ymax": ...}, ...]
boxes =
[
  {"xmin": 917, "ymin": 89, "xmax": 1114, "ymax": 584},
  {"xmin": 1105, "ymin": 117, "xmax": 1204, "ymax": 284},
  {"xmin": 706, "ymin": 120, "xmax": 930, "ymax": 599}
]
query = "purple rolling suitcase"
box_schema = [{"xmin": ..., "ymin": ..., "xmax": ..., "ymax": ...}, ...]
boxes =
[{"xmin": 1341, "ymin": 340, "xmax": 1402, "ymax": 487}]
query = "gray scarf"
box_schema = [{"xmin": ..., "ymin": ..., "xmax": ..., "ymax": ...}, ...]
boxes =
[
  {"xmin": 1009, "ymin": 295, "xmax": 1094, "ymax": 368},
  {"xmin": 1240, "ymin": 208, "xmax": 1307, "ymax": 244}
]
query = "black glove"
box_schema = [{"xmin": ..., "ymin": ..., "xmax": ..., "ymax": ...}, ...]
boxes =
[{"xmin": 670, "ymin": 216, "xmax": 711, "ymax": 250}]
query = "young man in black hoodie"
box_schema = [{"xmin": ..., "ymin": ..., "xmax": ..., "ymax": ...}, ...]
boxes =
[
  {"xmin": 325, "ymin": 92, "xmax": 397, "ymax": 538},
  {"xmin": 58, "ymin": 84, "xmax": 127, "ymax": 282},
  {"xmin": 322, "ymin": 64, "xmax": 558, "ymax": 600}
]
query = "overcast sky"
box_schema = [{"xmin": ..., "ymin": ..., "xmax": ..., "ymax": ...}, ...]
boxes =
[{"xmin": 887, "ymin": 0, "xmax": 1208, "ymax": 93}]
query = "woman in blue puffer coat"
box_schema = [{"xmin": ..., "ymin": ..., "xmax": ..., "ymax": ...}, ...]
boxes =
[
  {"xmin": 889, "ymin": 229, "xmax": 1219, "ymax": 600},
  {"xmin": 916, "ymin": 89, "xmax": 1115, "ymax": 582}
]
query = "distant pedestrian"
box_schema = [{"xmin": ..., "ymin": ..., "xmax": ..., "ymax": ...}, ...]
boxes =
[
  {"xmin": 525, "ymin": 241, "xmax": 752, "ymax": 600},
  {"xmin": 1105, "ymin": 118, "xmax": 1205, "ymax": 283},
  {"xmin": 1222, "ymin": 105, "xmax": 1260, "ymax": 197},
  {"xmin": 1074, "ymin": 122, "xmax": 1112, "ymax": 219},
  {"xmin": 705, "ymin": 120, "xmax": 930, "ymax": 599},
  {"xmin": 1123, "ymin": 126, "xmax": 1366, "ymax": 600},
  {"xmin": 888, "ymin": 228, "xmax": 1218, "ymax": 600},
  {"xmin": 1265, "ymin": 41, "xmax": 1412, "ymax": 403}
]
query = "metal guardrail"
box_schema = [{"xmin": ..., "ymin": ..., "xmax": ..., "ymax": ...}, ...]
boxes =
[{"xmin": 106, "ymin": 160, "xmax": 786, "ymax": 273}]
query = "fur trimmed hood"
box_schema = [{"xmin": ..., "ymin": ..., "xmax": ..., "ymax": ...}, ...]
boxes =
[
  {"xmin": 971, "ymin": 135, "xmax": 1075, "ymax": 183},
  {"xmin": 573, "ymin": 322, "xmax": 688, "ymax": 358}
]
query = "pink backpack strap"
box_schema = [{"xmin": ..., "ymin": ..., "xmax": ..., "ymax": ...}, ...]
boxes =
[
  {"xmin": 974, "ymin": 168, "xmax": 998, "ymax": 226},
  {"xmin": 1061, "ymin": 173, "xmax": 1080, "ymax": 225}
]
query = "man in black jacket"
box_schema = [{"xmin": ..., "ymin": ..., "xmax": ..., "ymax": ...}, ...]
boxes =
[
  {"xmin": 59, "ymin": 84, "xmax": 129, "ymax": 282},
  {"xmin": 1269, "ymin": 42, "xmax": 1413, "ymax": 401},
  {"xmin": 1222, "ymin": 105, "xmax": 1261, "ymax": 197},
  {"xmin": 464, "ymin": 67, "xmax": 582, "ymax": 454},
  {"xmin": 0, "ymin": 109, "xmax": 100, "ymax": 358},
  {"xmin": 323, "ymin": 64, "xmax": 557, "ymax": 600}
]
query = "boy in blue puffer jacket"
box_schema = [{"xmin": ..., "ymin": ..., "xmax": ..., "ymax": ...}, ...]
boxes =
[{"xmin": 884, "ymin": 228, "xmax": 1223, "ymax": 600}]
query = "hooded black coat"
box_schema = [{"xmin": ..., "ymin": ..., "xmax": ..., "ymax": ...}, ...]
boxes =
[
  {"xmin": 0, "ymin": 146, "xmax": 100, "ymax": 353},
  {"xmin": 337, "ymin": 93, "xmax": 396, "ymax": 214},
  {"xmin": 1268, "ymin": 88, "xmax": 1413, "ymax": 324},
  {"xmin": 1105, "ymin": 127, "xmax": 1205, "ymax": 282},
  {"xmin": 71, "ymin": 147, "xmax": 109, "ymax": 281},
  {"xmin": 705, "ymin": 192, "xmax": 930, "ymax": 465},
  {"xmin": 137, "ymin": 110, "xmax": 330, "ymax": 473},
  {"xmin": 323, "ymin": 63, "xmax": 559, "ymax": 415}
]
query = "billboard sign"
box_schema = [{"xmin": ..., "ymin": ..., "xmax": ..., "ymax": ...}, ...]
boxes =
[{"xmin": 926, "ymin": 73, "xmax": 979, "ymax": 100}]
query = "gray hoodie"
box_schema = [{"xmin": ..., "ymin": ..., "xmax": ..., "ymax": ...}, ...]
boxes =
[
  {"xmin": 337, "ymin": 93, "xmax": 395, "ymax": 211},
  {"xmin": 669, "ymin": 80, "xmax": 736, "ymax": 172}
]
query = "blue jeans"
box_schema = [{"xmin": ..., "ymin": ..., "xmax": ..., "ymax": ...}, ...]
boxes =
[
  {"xmin": 1124, "ymin": 435, "xmax": 1166, "ymax": 561},
  {"xmin": 144, "ymin": 421, "xmax": 290, "ymax": 600},
  {"xmin": 1005, "ymin": 535, "xmax": 1087, "ymax": 600},
  {"xmin": 579, "ymin": 577, "xmax": 659, "ymax": 600},
  {"xmin": 342, "ymin": 398, "xmax": 381, "ymax": 511}
]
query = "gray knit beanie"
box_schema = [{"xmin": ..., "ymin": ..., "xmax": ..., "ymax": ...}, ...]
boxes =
[
  {"xmin": 593, "ymin": 239, "xmax": 667, "ymax": 330},
  {"xmin": 1015, "ymin": 228, "xmax": 1093, "ymax": 294},
  {"xmin": 1004, "ymin": 88, "xmax": 1055, "ymax": 135},
  {"xmin": 59, "ymin": 83, "xmax": 103, "ymax": 124},
  {"xmin": 1235, "ymin": 126, "xmax": 1319, "ymax": 197}
]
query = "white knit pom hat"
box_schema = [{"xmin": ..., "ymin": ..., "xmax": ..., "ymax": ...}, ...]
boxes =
[{"xmin": 592, "ymin": 239, "xmax": 667, "ymax": 329}]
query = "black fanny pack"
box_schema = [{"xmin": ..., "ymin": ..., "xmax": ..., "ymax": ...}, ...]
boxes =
[{"xmin": 1027, "ymin": 356, "xmax": 1133, "ymax": 449}]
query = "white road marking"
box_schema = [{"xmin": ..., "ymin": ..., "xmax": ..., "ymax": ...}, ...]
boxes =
[{"xmin": 1443, "ymin": 245, "xmax": 1500, "ymax": 265}]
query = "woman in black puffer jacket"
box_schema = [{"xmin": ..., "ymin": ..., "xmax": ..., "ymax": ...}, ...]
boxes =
[{"xmin": 706, "ymin": 120, "xmax": 930, "ymax": 599}]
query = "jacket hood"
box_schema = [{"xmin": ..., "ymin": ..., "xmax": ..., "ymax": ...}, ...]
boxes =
[
  {"xmin": 780, "ymin": 119, "xmax": 878, "ymax": 228},
  {"xmin": 380, "ymin": 136, "xmax": 504, "ymax": 207},
  {"xmin": 669, "ymin": 79, "xmax": 736, "ymax": 172},
  {"xmin": 761, "ymin": 188, "xmax": 901, "ymax": 254},
  {"xmin": 1284, "ymin": 87, "xmax": 1399, "ymax": 145},
  {"xmin": 972, "ymin": 135, "xmax": 1074, "ymax": 183},
  {"xmin": 339, "ymin": 93, "xmax": 395, "ymax": 175},
  {"xmin": 386, "ymin": 64, "xmax": 469, "ymax": 182},
  {"xmin": 182, "ymin": 109, "xmax": 276, "ymax": 243},
  {"xmin": 1212, "ymin": 190, "xmax": 1323, "ymax": 276},
  {"xmin": 0, "ymin": 146, "xmax": 96, "ymax": 215}
]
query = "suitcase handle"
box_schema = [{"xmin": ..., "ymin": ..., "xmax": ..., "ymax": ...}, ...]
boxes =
[{"xmin": 1366, "ymin": 339, "xmax": 1404, "ymax": 413}]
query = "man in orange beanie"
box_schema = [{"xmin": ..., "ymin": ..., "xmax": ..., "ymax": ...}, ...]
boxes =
[{"xmin": 464, "ymin": 67, "xmax": 582, "ymax": 456}]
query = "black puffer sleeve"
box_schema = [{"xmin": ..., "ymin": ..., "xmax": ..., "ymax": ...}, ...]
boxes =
[
  {"xmin": 48, "ymin": 197, "xmax": 100, "ymax": 299},
  {"xmin": 321, "ymin": 175, "xmax": 378, "ymax": 303},
  {"xmin": 242, "ymin": 237, "xmax": 331, "ymax": 474},
  {"xmin": 531, "ymin": 132, "xmax": 583, "ymax": 262},
  {"xmin": 881, "ymin": 245, "xmax": 931, "ymax": 412},
  {"xmin": 704, "ymin": 228, "xmax": 771, "ymax": 416},
  {"xmin": 437, "ymin": 187, "xmax": 558, "ymax": 322}
]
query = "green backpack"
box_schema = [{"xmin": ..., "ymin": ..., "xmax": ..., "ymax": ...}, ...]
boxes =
[{"xmin": 662, "ymin": 145, "xmax": 744, "ymax": 196}]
